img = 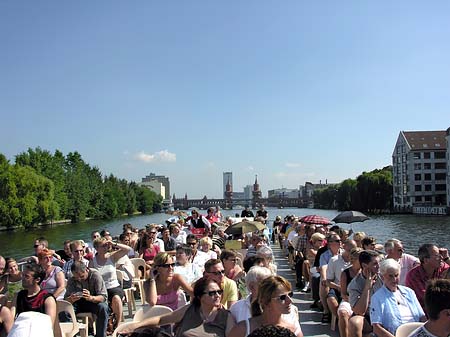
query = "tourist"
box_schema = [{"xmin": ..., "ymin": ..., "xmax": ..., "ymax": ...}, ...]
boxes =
[
  {"xmin": 384, "ymin": 238, "xmax": 420, "ymax": 285},
  {"xmin": 65, "ymin": 261, "xmax": 109, "ymax": 337},
  {"xmin": 139, "ymin": 230, "xmax": 161, "ymax": 270},
  {"xmin": 248, "ymin": 325, "xmax": 296, "ymax": 337},
  {"xmin": 160, "ymin": 226, "xmax": 177, "ymax": 255},
  {"xmin": 38, "ymin": 248, "xmax": 66, "ymax": 300},
  {"xmin": 0, "ymin": 301, "xmax": 13, "ymax": 336},
  {"xmin": 170, "ymin": 223, "xmax": 186, "ymax": 246},
  {"xmin": 212, "ymin": 227, "xmax": 227, "ymax": 250},
  {"xmin": 405, "ymin": 244, "xmax": 450, "ymax": 312},
  {"xmin": 293, "ymin": 224, "xmax": 316, "ymax": 290},
  {"xmin": 206, "ymin": 207, "xmax": 219, "ymax": 224},
  {"xmin": 116, "ymin": 277, "xmax": 235, "ymax": 337},
  {"xmin": 325, "ymin": 239, "xmax": 355, "ymax": 325},
  {"xmin": 348, "ymin": 250, "xmax": 383, "ymax": 337},
  {"xmin": 241, "ymin": 205, "xmax": 254, "ymax": 218},
  {"xmin": 361, "ymin": 236, "xmax": 376, "ymax": 251},
  {"xmin": 199, "ymin": 236, "xmax": 218, "ymax": 260},
  {"xmin": 319, "ymin": 234, "xmax": 343, "ymax": 323},
  {"xmin": 287, "ymin": 224, "xmax": 302, "ymax": 270},
  {"xmin": 174, "ymin": 245, "xmax": 202, "ymax": 285},
  {"xmin": 186, "ymin": 234, "xmax": 209, "ymax": 272},
  {"xmin": 214, "ymin": 206, "xmax": 223, "ymax": 222},
  {"xmin": 370, "ymin": 259, "xmax": 425, "ymax": 336},
  {"xmin": 256, "ymin": 246, "xmax": 277, "ymax": 275},
  {"xmin": 90, "ymin": 237, "xmax": 132, "ymax": 329},
  {"xmin": 144, "ymin": 252, "xmax": 193, "ymax": 310},
  {"xmin": 272, "ymin": 215, "xmax": 283, "ymax": 244},
  {"xmin": 302, "ymin": 231, "xmax": 324, "ymax": 293},
  {"xmin": 220, "ymin": 250, "xmax": 244, "ymax": 282},
  {"xmin": 229, "ymin": 266, "xmax": 272, "ymax": 323},
  {"xmin": 3, "ymin": 258, "xmax": 23, "ymax": 303},
  {"xmin": 229, "ymin": 275, "xmax": 303, "ymax": 337},
  {"xmin": 246, "ymin": 234, "xmax": 265, "ymax": 258},
  {"xmin": 256, "ymin": 204, "xmax": 268, "ymax": 224},
  {"xmin": 0, "ymin": 255, "xmax": 6, "ymax": 305},
  {"xmin": 63, "ymin": 240, "xmax": 89, "ymax": 279},
  {"xmin": 203, "ymin": 259, "xmax": 238, "ymax": 309},
  {"xmin": 85, "ymin": 231, "xmax": 101, "ymax": 259},
  {"xmin": 11, "ymin": 263, "xmax": 57, "ymax": 328},
  {"xmin": 408, "ymin": 279, "xmax": 450, "ymax": 337},
  {"xmin": 186, "ymin": 210, "xmax": 211, "ymax": 237},
  {"xmin": 146, "ymin": 224, "xmax": 166, "ymax": 252},
  {"xmin": 119, "ymin": 233, "xmax": 136, "ymax": 258},
  {"xmin": 337, "ymin": 247, "xmax": 363, "ymax": 337},
  {"xmin": 352, "ymin": 232, "xmax": 366, "ymax": 248},
  {"xmin": 56, "ymin": 240, "xmax": 72, "ymax": 262}
]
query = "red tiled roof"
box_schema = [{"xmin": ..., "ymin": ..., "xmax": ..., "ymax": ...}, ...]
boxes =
[{"xmin": 402, "ymin": 130, "xmax": 447, "ymax": 150}]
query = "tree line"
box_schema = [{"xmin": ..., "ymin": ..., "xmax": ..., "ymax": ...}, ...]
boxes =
[
  {"xmin": 313, "ymin": 166, "xmax": 393, "ymax": 213},
  {"xmin": 0, "ymin": 148, "xmax": 162, "ymax": 229}
]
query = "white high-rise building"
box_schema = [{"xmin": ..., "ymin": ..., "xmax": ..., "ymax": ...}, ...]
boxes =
[{"xmin": 223, "ymin": 172, "xmax": 233, "ymax": 198}]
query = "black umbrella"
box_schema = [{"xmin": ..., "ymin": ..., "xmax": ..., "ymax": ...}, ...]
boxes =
[{"xmin": 332, "ymin": 211, "xmax": 369, "ymax": 224}]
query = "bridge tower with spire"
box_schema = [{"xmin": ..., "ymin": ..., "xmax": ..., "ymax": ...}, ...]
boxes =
[
  {"xmin": 224, "ymin": 178, "xmax": 233, "ymax": 209},
  {"xmin": 252, "ymin": 175, "xmax": 262, "ymax": 209}
]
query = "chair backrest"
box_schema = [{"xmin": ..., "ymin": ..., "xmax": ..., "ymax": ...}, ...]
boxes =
[
  {"xmin": 133, "ymin": 305, "xmax": 173, "ymax": 322},
  {"xmin": 129, "ymin": 258, "xmax": 146, "ymax": 279},
  {"xmin": 116, "ymin": 269, "xmax": 124, "ymax": 287},
  {"xmin": 395, "ymin": 322, "xmax": 424, "ymax": 337},
  {"xmin": 56, "ymin": 299, "xmax": 80, "ymax": 337}
]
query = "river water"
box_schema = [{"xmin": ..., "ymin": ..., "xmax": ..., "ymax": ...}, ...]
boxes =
[{"xmin": 1, "ymin": 208, "xmax": 449, "ymax": 259}]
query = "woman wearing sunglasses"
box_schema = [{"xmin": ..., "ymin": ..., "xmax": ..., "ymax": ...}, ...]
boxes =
[
  {"xmin": 229, "ymin": 275, "xmax": 303, "ymax": 337},
  {"xmin": 118, "ymin": 277, "xmax": 235, "ymax": 337},
  {"xmin": 145, "ymin": 252, "xmax": 193, "ymax": 311}
]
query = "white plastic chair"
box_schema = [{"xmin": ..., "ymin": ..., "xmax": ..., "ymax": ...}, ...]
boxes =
[
  {"xmin": 116, "ymin": 269, "xmax": 136, "ymax": 318},
  {"xmin": 57, "ymin": 300, "xmax": 88, "ymax": 337},
  {"xmin": 113, "ymin": 305, "xmax": 173, "ymax": 337},
  {"xmin": 395, "ymin": 322, "xmax": 424, "ymax": 337},
  {"xmin": 129, "ymin": 258, "xmax": 147, "ymax": 305}
]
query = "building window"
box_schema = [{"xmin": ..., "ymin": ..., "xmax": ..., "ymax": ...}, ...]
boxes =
[
  {"xmin": 434, "ymin": 152, "xmax": 445, "ymax": 159},
  {"xmin": 415, "ymin": 185, "xmax": 422, "ymax": 192},
  {"xmin": 414, "ymin": 163, "xmax": 422, "ymax": 170},
  {"xmin": 423, "ymin": 152, "xmax": 431, "ymax": 159},
  {"xmin": 415, "ymin": 174, "xmax": 421, "ymax": 181},
  {"xmin": 436, "ymin": 184, "xmax": 446, "ymax": 191},
  {"xmin": 425, "ymin": 196, "xmax": 432, "ymax": 202},
  {"xmin": 424, "ymin": 163, "xmax": 431, "ymax": 170},
  {"xmin": 434, "ymin": 162, "xmax": 446, "ymax": 169},
  {"xmin": 415, "ymin": 196, "xmax": 423, "ymax": 202},
  {"xmin": 425, "ymin": 185, "xmax": 432, "ymax": 191},
  {"xmin": 435, "ymin": 173, "xmax": 446, "ymax": 180},
  {"xmin": 424, "ymin": 173, "xmax": 432, "ymax": 181},
  {"xmin": 413, "ymin": 152, "xmax": 421, "ymax": 159}
]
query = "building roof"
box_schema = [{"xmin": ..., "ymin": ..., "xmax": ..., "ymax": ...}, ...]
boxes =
[{"xmin": 402, "ymin": 130, "xmax": 447, "ymax": 151}]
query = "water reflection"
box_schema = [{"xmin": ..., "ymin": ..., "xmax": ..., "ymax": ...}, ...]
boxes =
[{"xmin": 1, "ymin": 209, "xmax": 449, "ymax": 259}]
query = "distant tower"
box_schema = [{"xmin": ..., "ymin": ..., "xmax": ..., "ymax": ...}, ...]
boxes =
[
  {"xmin": 252, "ymin": 175, "xmax": 262, "ymax": 209},
  {"xmin": 223, "ymin": 172, "xmax": 233, "ymax": 198},
  {"xmin": 225, "ymin": 178, "xmax": 233, "ymax": 209}
]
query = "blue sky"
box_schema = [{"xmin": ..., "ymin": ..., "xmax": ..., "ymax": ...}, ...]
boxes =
[{"xmin": 1, "ymin": 1, "xmax": 449, "ymax": 198}]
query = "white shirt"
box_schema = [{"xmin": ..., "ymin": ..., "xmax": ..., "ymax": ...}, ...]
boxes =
[{"xmin": 327, "ymin": 254, "xmax": 351, "ymax": 285}]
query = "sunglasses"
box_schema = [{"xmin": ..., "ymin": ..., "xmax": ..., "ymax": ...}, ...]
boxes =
[
  {"xmin": 204, "ymin": 290, "xmax": 223, "ymax": 297},
  {"xmin": 73, "ymin": 249, "xmax": 84, "ymax": 253},
  {"xmin": 207, "ymin": 270, "xmax": 225, "ymax": 276},
  {"xmin": 33, "ymin": 244, "xmax": 41, "ymax": 248},
  {"xmin": 149, "ymin": 231, "xmax": 157, "ymax": 234},
  {"xmin": 157, "ymin": 263, "xmax": 175, "ymax": 268},
  {"xmin": 187, "ymin": 242, "xmax": 197, "ymax": 246},
  {"xmin": 272, "ymin": 291, "xmax": 294, "ymax": 302}
]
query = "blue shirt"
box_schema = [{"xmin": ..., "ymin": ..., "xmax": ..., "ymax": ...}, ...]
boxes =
[{"xmin": 370, "ymin": 285, "xmax": 425, "ymax": 335}]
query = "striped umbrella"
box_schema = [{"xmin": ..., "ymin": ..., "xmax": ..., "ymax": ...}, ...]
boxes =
[{"xmin": 299, "ymin": 214, "xmax": 331, "ymax": 225}]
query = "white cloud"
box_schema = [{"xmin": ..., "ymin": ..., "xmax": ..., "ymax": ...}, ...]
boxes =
[
  {"xmin": 134, "ymin": 150, "xmax": 176, "ymax": 163},
  {"xmin": 285, "ymin": 162, "xmax": 301, "ymax": 168}
]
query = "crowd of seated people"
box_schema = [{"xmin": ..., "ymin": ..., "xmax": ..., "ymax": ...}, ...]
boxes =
[{"xmin": 1, "ymin": 209, "xmax": 450, "ymax": 337}]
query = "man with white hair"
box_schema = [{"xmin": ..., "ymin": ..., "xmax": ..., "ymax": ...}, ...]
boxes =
[
  {"xmin": 370, "ymin": 258, "xmax": 425, "ymax": 337},
  {"xmin": 384, "ymin": 238, "xmax": 419, "ymax": 285}
]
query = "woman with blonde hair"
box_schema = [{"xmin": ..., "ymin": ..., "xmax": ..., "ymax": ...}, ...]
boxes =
[
  {"xmin": 229, "ymin": 275, "xmax": 303, "ymax": 337},
  {"xmin": 89, "ymin": 236, "xmax": 132, "ymax": 331},
  {"xmin": 199, "ymin": 237, "xmax": 218, "ymax": 260},
  {"xmin": 145, "ymin": 252, "xmax": 193, "ymax": 310},
  {"xmin": 302, "ymin": 232, "xmax": 325, "ymax": 292}
]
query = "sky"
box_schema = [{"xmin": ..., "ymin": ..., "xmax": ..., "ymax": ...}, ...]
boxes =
[{"xmin": 1, "ymin": 1, "xmax": 450, "ymax": 199}]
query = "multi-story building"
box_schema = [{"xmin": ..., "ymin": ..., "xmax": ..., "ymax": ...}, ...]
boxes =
[
  {"xmin": 447, "ymin": 128, "xmax": 450, "ymax": 211},
  {"xmin": 243, "ymin": 185, "xmax": 253, "ymax": 200},
  {"xmin": 141, "ymin": 173, "xmax": 170, "ymax": 200},
  {"xmin": 392, "ymin": 130, "xmax": 448, "ymax": 214},
  {"xmin": 268, "ymin": 188, "xmax": 300, "ymax": 199},
  {"xmin": 223, "ymin": 172, "xmax": 233, "ymax": 198},
  {"xmin": 140, "ymin": 180, "xmax": 166, "ymax": 199}
]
